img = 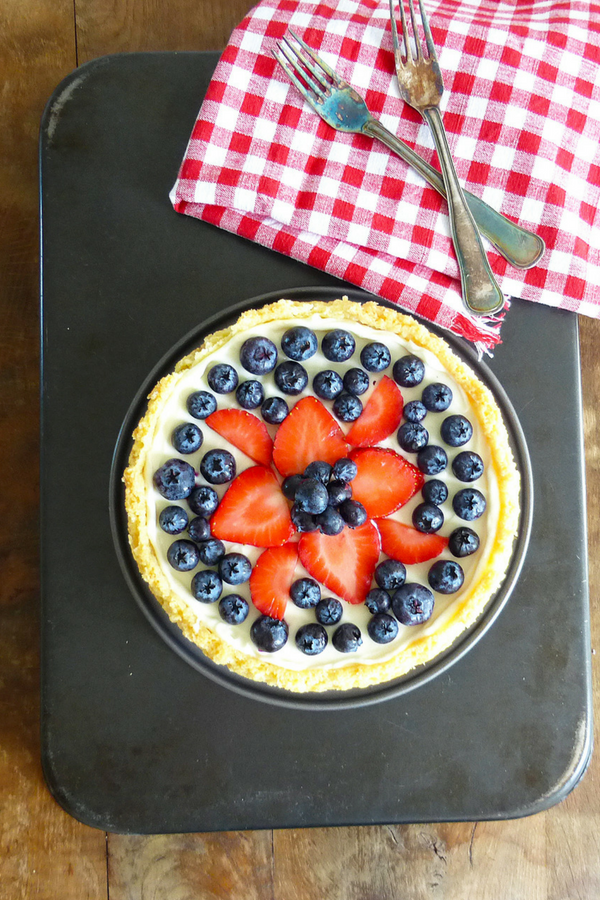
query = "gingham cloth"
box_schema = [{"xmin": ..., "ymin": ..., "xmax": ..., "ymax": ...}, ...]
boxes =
[{"xmin": 171, "ymin": 0, "xmax": 600, "ymax": 351}]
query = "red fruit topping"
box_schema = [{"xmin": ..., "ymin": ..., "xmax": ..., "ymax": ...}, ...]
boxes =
[
  {"xmin": 346, "ymin": 375, "xmax": 404, "ymax": 447},
  {"xmin": 298, "ymin": 521, "xmax": 381, "ymax": 605},
  {"xmin": 210, "ymin": 466, "xmax": 294, "ymax": 547},
  {"xmin": 272, "ymin": 396, "xmax": 349, "ymax": 477},
  {"xmin": 206, "ymin": 408, "xmax": 273, "ymax": 467},
  {"xmin": 349, "ymin": 447, "xmax": 424, "ymax": 518},
  {"xmin": 376, "ymin": 518, "xmax": 448, "ymax": 564},
  {"xmin": 250, "ymin": 543, "xmax": 298, "ymax": 620}
]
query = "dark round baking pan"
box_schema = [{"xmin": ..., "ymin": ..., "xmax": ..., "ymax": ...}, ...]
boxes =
[{"xmin": 109, "ymin": 286, "xmax": 533, "ymax": 711}]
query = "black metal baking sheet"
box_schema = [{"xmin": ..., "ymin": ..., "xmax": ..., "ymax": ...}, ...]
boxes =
[{"xmin": 40, "ymin": 51, "xmax": 592, "ymax": 834}]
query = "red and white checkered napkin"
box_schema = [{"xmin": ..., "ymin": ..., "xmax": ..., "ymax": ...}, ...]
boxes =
[{"xmin": 171, "ymin": 0, "xmax": 600, "ymax": 352}]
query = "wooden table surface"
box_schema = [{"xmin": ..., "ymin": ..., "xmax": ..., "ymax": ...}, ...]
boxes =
[{"xmin": 1, "ymin": 1, "xmax": 598, "ymax": 897}]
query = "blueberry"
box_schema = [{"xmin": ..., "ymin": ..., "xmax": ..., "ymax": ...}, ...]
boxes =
[
  {"xmin": 332, "ymin": 623, "xmax": 362, "ymax": 652},
  {"xmin": 417, "ymin": 445, "xmax": 448, "ymax": 475},
  {"xmin": 218, "ymin": 552, "xmax": 252, "ymax": 585},
  {"xmin": 172, "ymin": 423, "xmax": 203, "ymax": 454},
  {"xmin": 281, "ymin": 326, "xmax": 318, "ymax": 361},
  {"xmin": 274, "ymin": 361, "xmax": 308, "ymax": 395},
  {"xmin": 339, "ymin": 499, "xmax": 367, "ymax": 528},
  {"xmin": 291, "ymin": 505, "xmax": 318, "ymax": 532},
  {"xmin": 316, "ymin": 505, "xmax": 345, "ymax": 536},
  {"xmin": 295, "ymin": 623, "xmax": 328, "ymax": 655},
  {"xmin": 441, "ymin": 414, "xmax": 473, "ymax": 447},
  {"xmin": 187, "ymin": 390, "xmax": 217, "ymax": 420},
  {"xmin": 315, "ymin": 597, "xmax": 343, "ymax": 626},
  {"xmin": 282, "ymin": 474, "xmax": 305, "ymax": 500},
  {"xmin": 327, "ymin": 479, "xmax": 352, "ymax": 507},
  {"xmin": 428, "ymin": 559, "xmax": 465, "ymax": 594},
  {"xmin": 188, "ymin": 516, "xmax": 211, "ymax": 543},
  {"xmin": 392, "ymin": 583, "xmax": 435, "ymax": 625},
  {"xmin": 343, "ymin": 368, "xmax": 370, "ymax": 396},
  {"xmin": 200, "ymin": 449, "xmax": 236, "ymax": 484},
  {"xmin": 393, "ymin": 355, "xmax": 425, "ymax": 387},
  {"xmin": 375, "ymin": 559, "xmax": 407, "ymax": 591},
  {"xmin": 261, "ymin": 396, "xmax": 289, "ymax": 424},
  {"xmin": 218, "ymin": 593, "xmax": 249, "ymax": 624},
  {"xmin": 207, "ymin": 363, "xmax": 239, "ymax": 394},
  {"xmin": 322, "ymin": 329, "xmax": 355, "ymax": 362},
  {"xmin": 368, "ymin": 613, "xmax": 399, "ymax": 644},
  {"xmin": 240, "ymin": 336, "xmax": 278, "ymax": 375},
  {"xmin": 153, "ymin": 459, "xmax": 196, "ymax": 500},
  {"xmin": 422, "ymin": 382, "xmax": 453, "ymax": 412},
  {"xmin": 191, "ymin": 569, "xmax": 223, "ymax": 603},
  {"xmin": 290, "ymin": 577, "xmax": 321, "ymax": 609},
  {"xmin": 422, "ymin": 479, "xmax": 448, "ymax": 505},
  {"xmin": 304, "ymin": 461, "xmax": 332, "ymax": 485},
  {"xmin": 397, "ymin": 422, "xmax": 429, "ymax": 453},
  {"xmin": 250, "ymin": 616, "xmax": 289, "ymax": 652},
  {"xmin": 159, "ymin": 505, "xmax": 189, "ymax": 535},
  {"xmin": 412, "ymin": 502, "xmax": 444, "ymax": 534},
  {"xmin": 452, "ymin": 451, "xmax": 485, "ymax": 482},
  {"xmin": 295, "ymin": 478, "xmax": 329, "ymax": 514},
  {"xmin": 187, "ymin": 485, "xmax": 219, "ymax": 517},
  {"xmin": 197, "ymin": 538, "xmax": 226, "ymax": 566},
  {"xmin": 236, "ymin": 380, "xmax": 264, "ymax": 410},
  {"xmin": 167, "ymin": 539, "xmax": 200, "ymax": 572},
  {"xmin": 333, "ymin": 392, "xmax": 362, "ymax": 422},
  {"xmin": 403, "ymin": 400, "xmax": 427, "ymax": 423},
  {"xmin": 332, "ymin": 458, "xmax": 358, "ymax": 482},
  {"xmin": 360, "ymin": 342, "xmax": 391, "ymax": 372},
  {"xmin": 448, "ymin": 526, "xmax": 480, "ymax": 557},
  {"xmin": 365, "ymin": 588, "xmax": 391, "ymax": 615},
  {"xmin": 453, "ymin": 488, "xmax": 486, "ymax": 520},
  {"xmin": 313, "ymin": 369, "xmax": 343, "ymax": 400}
]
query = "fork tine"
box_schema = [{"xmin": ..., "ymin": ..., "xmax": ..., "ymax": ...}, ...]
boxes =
[
  {"xmin": 283, "ymin": 31, "xmax": 333, "ymax": 94},
  {"xmin": 407, "ymin": 0, "xmax": 423, "ymax": 61},
  {"xmin": 272, "ymin": 45, "xmax": 325, "ymax": 106},
  {"xmin": 395, "ymin": 0, "xmax": 413, "ymax": 63},
  {"xmin": 417, "ymin": 0, "xmax": 438, "ymax": 61},
  {"xmin": 287, "ymin": 29, "xmax": 345, "ymax": 89}
]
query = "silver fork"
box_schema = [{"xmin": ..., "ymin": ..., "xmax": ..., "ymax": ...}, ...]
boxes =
[
  {"xmin": 273, "ymin": 31, "xmax": 544, "ymax": 275},
  {"xmin": 390, "ymin": 0, "xmax": 504, "ymax": 314}
]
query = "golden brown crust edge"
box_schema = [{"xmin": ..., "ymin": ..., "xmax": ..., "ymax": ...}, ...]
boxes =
[{"xmin": 124, "ymin": 298, "xmax": 521, "ymax": 693}]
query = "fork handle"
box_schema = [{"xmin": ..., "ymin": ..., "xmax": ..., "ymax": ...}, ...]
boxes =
[{"xmin": 363, "ymin": 117, "xmax": 544, "ymax": 272}]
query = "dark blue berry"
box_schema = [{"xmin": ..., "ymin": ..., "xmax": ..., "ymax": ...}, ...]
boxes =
[
  {"xmin": 365, "ymin": 588, "xmax": 391, "ymax": 615},
  {"xmin": 282, "ymin": 474, "xmax": 305, "ymax": 500},
  {"xmin": 375, "ymin": 559, "xmax": 407, "ymax": 590},
  {"xmin": 392, "ymin": 583, "xmax": 435, "ymax": 625},
  {"xmin": 291, "ymin": 505, "xmax": 318, "ymax": 532},
  {"xmin": 417, "ymin": 445, "xmax": 448, "ymax": 475},
  {"xmin": 295, "ymin": 478, "xmax": 329, "ymax": 514},
  {"xmin": 290, "ymin": 577, "xmax": 321, "ymax": 609},
  {"xmin": 315, "ymin": 597, "xmax": 343, "ymax": 626},
  {"xmin": 422, "ymin": 479, "xmax": 448, "ymax": 505},
  {"xmin": 360, "ymin": 342, "xmax": 391, "ymax": 372},
  {"xmin": 295, "ymin": 623, "xmax": 328, "ymax": 655},
  {"xmin": 313, "ymin": 369, "xmax": 343, "ymax": 400},
  {"xmin": 448, "ymin": 527, "xmax": 480, "ymax": 558},
  {"xmin": 441, "ymin": 414, "xmax": 473, "ymax": 447},
  {"xmin": 316, "ymin": 505, "xmax": 345, "ymax": 536},
  {"xmin": 332, "ymin": 623, "xmax": 362, "ymax": 652},
  {"xmin": 218, "ymin": 593, "xmax": 249, "ymax": 624},
  {"xmin": 261, "ymin": 396, "xmax": 289, "ymax": 424},
  {"xmin": 207, "ymin": 363, "xmax": 238, "ymax": 394},
  {"xmin": 452, "ymin": 451, "xmax": 484, "ymax": 482},
  {"xmin": 393, "ymin": 355, "xmax": 425, "ymax": 387},
  {"xmin": 218, "ymin": 552, "xmax": 252, "ymax": 585},
  {"xmin": 167, "ymin": 539, "xmax": 199, "ymax": 572},
  {"xmin": 304, "ymin": 461, "xmax": 332, "ymax": 484},
  {"xmin": 453, "ymin": 488, "xmax": 486, "ymax": 521},
  {"xmin": 333, "ymin": 392, "xmax": 362, "ymax": 422},
  {"xmin": 339, "ymin": 499, "xmax": 367, "ymax": 528},
  {"xmin": 200, "ymin": 449, "xmax": 236, "ymax": 484},
  {"xmin": 250, "ymin": 616, "xmax": 289, "ymax": 652},
  {"xmin": 368, "ymin": 613, "xmax": 399, "ymax": 644},
  {"xmin": 172, "ymin": 423, "xmax": 203, "ymax": 454},
  {"xmin": 188, "ymin": 516, "xmax": 211, "ymax": 543},
  {"xmin": 191, "ymin": 569, "xmax": 223, "ymax": 603},
  {"xmin": 274, "ymin": 361, "xmax": 308, "ymax": 395},
  {"xmin": 187, "ymin": 390, "xmax": 217, "ymax": 419},
  {"xmin": 187, "ymin": 484, "xmax": 219, "ymax": 517},
  {"xmin": 159, "ymin": 505, "xmax": 188, "ymax": 535},
  {"xmin": 322, "ymin": 329, "xmax": 355, "ymax": 362},
  {"xmin": 412, "ymin": 502, "xmax": 444, "ymax": 534},
  {"xmin": 397, "ymin": 422, "xmax": 429, "ymax": 453},
  {"xmin": 422, "ymin": 382, "xmax": 453, "ymax": 412},
  {"xmin": 327, "ymin": 479, "xmax": 352, "ymax": 507},
  {"xmin": 197, "ymin": 538, "xmax": 226, "ymax": 566},
  {"xmin": 239, "ymin": 336, "xmax": 277, "ymax": 375},
  {"xmin": 403, "ymin": 400, "xmax": 427, "ymax": 423},
  {"xmin": 281, "ymin": 326, "xmax": 318, "ymax": 361},
  {"xmin": 153, "ymin": 459, "xmax": 196, "ymax": 500},
  {"xmin": 343, "ymin": 368, "xmax": 370, "ymax": 396},
  {"xmin": 236, "ymin": 380, "xmax": 264, "ymax": 410},
  {"xmin": 428, "ymin": 560, "xmax": 465, "ymax": 594},
  {"xmin": 332, "ymin": 458, "xmax": 358, "ymax": 482}
]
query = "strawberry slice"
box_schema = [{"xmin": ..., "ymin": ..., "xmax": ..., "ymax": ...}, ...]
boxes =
[
  {"xmin": 346, "ymin": 375, "xmax": 404, "ymax": 447},
  {"xmin": 250, "ymin": 543, "xmax": 298, "ymax": 620},
  {"xmin": 272, "ymin": 396, "xmax": 349, "ymax": 477},
  {"xmin": 206, "ymin": 408, "xmax": 273, "ymax": 467},
  {"xmin": 298, "ymin": 521, "xmax": 381, "ymax": 605},
  {"xmin": 349, "ymin": 447, "xmax": 424, "ymax": 518},
  {"xmin": 376, "ymin": 518, "xmax": 448, "ymax": 564},
  {"xmin": 210, "ymin": 466, "xmax": 294, "ymax": 547}
]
